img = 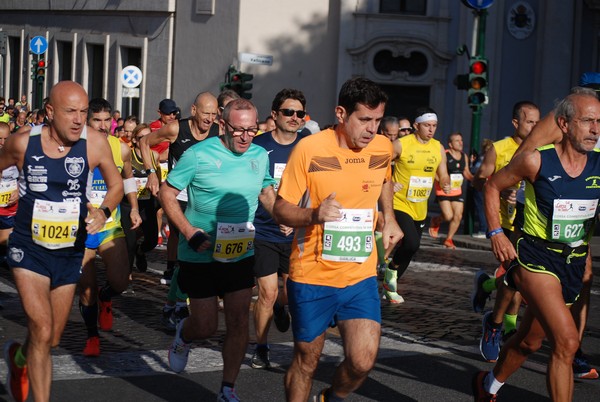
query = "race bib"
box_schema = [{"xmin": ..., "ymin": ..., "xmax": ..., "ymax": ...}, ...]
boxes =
[
  {"xmin": 551, "ymin": 199, "xmax": 598, "ymax": 244},
  {"xmin": 0, "ymin": 179, "xmax": 17, "ymax": 207},
  {"xmin": 160, "ymin": 162, "xmax": 169, "ymax": 182},
  {"xmin": 273, "ymin": 163, "xmax": 286, "ymax": 192},
  {"xmin": 135, "ymin": 177, "xmax": 151, "ymax": 200},
  {"xmin": 89, "ymin": 190, "xmax": 113, "ymax": 223},
  {"xmin": 450, "ymin": 173, "xmax": 464, "ymax": 191},
  {"xmin": 31, "ymin": 199, "xmax": 80, "ymax": 249},
  {"xmin": 407, "ymin": 176, "xmax": 433, "ymax": 202},
  {"xmin": 322, "ymin": 209, "xmax": 374, "ymax": 262},
  {"xmin": 213, "ymin": 222, "xmax": 255, "ymax": 262}
]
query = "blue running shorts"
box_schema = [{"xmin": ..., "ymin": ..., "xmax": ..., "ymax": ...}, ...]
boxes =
[{"xmin": 287, "ymin": 276, "xmax": 381, "ymax": 342}]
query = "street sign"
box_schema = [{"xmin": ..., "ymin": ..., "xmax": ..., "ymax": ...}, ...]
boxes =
[
  {"xmin": 122, "ymin": 87, "xmax": 140, "ymax": 98},
  {"xmin": 121, "ymin": 65, "xmax": 143, "ymax": 88},
  {"xmin": 29, "ymin": 36, "xmax": 48, "ymax": 55},
  {"xmin": 462, "ymin": 0, "xmax": 494, "ymax": 9},
  {"xmin": 239, "ymin": 52, "xmax": 273, "ymax": 66}
]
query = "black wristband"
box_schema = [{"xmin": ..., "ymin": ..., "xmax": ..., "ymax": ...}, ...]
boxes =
[
  {"xmin": 188, "ymin": 231, "xmax": 208, "ymax": 250},
  {"xmin": 100, "ymin": 206, "xmax": 111, "ymax": 219}
]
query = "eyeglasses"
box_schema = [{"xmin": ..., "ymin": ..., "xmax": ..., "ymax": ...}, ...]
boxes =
[
  {"xmin": 162, "ymin": 111, "xmax": 178, "ymax": 116},
  {"xmin": 278, "ymin": 109, "xmax": 306, "ymax": 119},
  {"xmin": 224, "ymin": 120, "xmax": 259, "ymax": 137},
  {"xmin": 573, "ymin": 117, "xmax": 600, "ymax": 127},
  {"xmin": 399, "ymin": 128, "xmax": 412, "ymax": 132}
]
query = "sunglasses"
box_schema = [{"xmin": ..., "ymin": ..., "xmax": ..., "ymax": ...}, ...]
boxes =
[
  {"xmin": 399, "ymin": 128, "xmax": 412, "ymax": 132},
  {"xmin": 279, "ymin": 109, "xmax": 306, "ymax": 119}
]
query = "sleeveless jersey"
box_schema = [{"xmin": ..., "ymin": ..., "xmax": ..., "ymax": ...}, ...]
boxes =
[
  {"xmin": 493, "ymin": 136, "xmax": 519, "ymax": 231},
  {"xmin": 524, "ymin": 145, "xmax": 600, "ymax": 246},
  {"xmin": 435, "ymin": 149, "xmax": 466, "ymax": 196},
  {"xmin": 12, "ymin": 125, "xmax": 90, "ymax": 250},
  {"xmin": 127, "ymin": 149, "xmax": 159, "ymax": 202},
  {"xmin": 253, "ymin": 130, "xmax": 308, "ymax": 243},
  {"xmin": 88, "ymin": 135, "xmax": 123, "ymax": 231},
  {"xmin": 168, "ymin": 118, "xmax": 218, "ymax": 202},
  {"xmin": 393, "ymin": 134, "xmax": 442, "ymax": 220}
]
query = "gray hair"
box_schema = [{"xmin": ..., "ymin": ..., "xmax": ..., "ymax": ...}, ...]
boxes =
[{"xmin": 554, "ymin": 86, "xmax": 598, "ymax": 124}]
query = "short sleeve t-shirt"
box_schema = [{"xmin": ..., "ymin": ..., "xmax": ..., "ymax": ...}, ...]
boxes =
[
  {"xmin": 277, "ymin": 129, "xmax": 393, "ymax": 287},
  {"xmin": 166, "ymin": 136, "xmax": 276, "ymax": 263}
]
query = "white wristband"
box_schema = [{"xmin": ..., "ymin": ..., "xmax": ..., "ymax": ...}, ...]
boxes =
[{"xmin": 123, "ymin": 177, "xmax": 137, "ymax": 195}]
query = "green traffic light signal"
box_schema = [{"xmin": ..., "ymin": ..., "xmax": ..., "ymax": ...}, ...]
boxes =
[{"xmin": 467, "ymin": 57, "xmax": 488, "ymax": 107}]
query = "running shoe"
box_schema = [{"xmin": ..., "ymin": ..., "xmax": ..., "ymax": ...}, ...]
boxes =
[
  {"xmin": 471, "ymin": 371, "xmax": 497, "ymax": 402},
  {"xmin": 428, "ymin": 216, "xmax": 441, "ymax": 238},
  {"xmin": 135, "ymin": 247, "xmax": 148, "ymax": 272},
  {"xmin": 168, "ymin": 318, "xmax": 191, "ymax": 373},
  {"xmin": 480, "ymin": 312, "xmax": 501, "ymax": 362},
  {"xmin": 573, "ymin": 350, "xmax": 599, "ymax": 379},
  {"xmin": 251, "ymin": 345, "xmax": 271, "ymax": 369},
  {"xmin": 383, "ymin": 265, "xmax": 398, "ymax": 293},
  {"xmin": 83, "ymin": 336, "xmax": 100, "ymax": 357},
  {"xmin": 443, "ymin": 239, "xmax": 456, "ymax": 249},
  {"xmin": 162, "ymin": 307, "xmax": 176, "ymax": 331},
  {"xmin": 383, "ymin": 289, "xmax": 405, "ymax": 304},
  {"xmin": 4, "ymin": 340, "xmax": 29, "ymax": 402},
  {"xmin": 160, "ymin": 267, "xmax": 174, "ymax": 285},
  {"xmin": 471, "ymin": 232, "xmax": 486, "ymax": 239},
  {"xmin": 98, "ymin": 298, "xmax": 113, "ymax": 331},
  {"xmin": 273, "ymin": 303, "xmax": 290, "ymax": 333},
  {"xmin": 217, "ymin": 386, "xmax": 241, "ymax": 402},
  {"xmin": 471, "ymin": 271, "xmax": 492, "ymax": 313}
]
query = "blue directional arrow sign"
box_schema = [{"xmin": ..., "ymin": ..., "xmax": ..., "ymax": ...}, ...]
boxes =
[
  {"xmin": 29, "ymin": 36, "xmax": 48, "ymax": 55},
  {"xmin": 462, "ymin": 0, "xmax": 494, "ymax": 9},
  {"xmin": 121, "ymin": 65, "xmax": 143, "ymax": 88}
]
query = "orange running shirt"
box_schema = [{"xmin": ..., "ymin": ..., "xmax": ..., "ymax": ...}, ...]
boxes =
[{"xmin": 277, "ymin": 129, "xmax": 393, "ymax": 287}]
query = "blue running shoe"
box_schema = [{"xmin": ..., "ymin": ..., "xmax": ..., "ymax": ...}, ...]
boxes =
[{"xmin": 480, "ymin": 312, "xmax": 501, "ymax": 362}]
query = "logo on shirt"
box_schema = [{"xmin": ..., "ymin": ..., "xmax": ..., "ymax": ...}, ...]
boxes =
[
  {"xmin": 267, "ymin": 150, "xmax": 274, "ymax": 154},
  {"xmin": 8, "ymin": 247, "xmax": 24, "ymax": 263},
  {"xmin": 345, "ymin": 157, "xmax": 365, "ymax": 164},
  {"xmin": 32, "ymin": 155, "xmax": 45, "ymax": 161},
  {"xmin": 585, "ymin": 176, "xmax": 600, "ymax": 189},
  {"xmin": 548, "ymin": 175, "xmax": 562, "ymax": 182},
  {"xmin": 65, "ymin": 157, "xmax": 85, "ymax": 178},
  {"xmin": 215, "ymin": 160, "xmax": 222, "ymax": 169},
  {"xmin": 181, "ymin": 139, "xmax": 191, "ymax": 143}
]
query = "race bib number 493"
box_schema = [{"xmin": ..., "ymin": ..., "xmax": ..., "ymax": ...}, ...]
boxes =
[{"xmin": 322, "ymin": 209, "xmax": 374, "ymax": 263}]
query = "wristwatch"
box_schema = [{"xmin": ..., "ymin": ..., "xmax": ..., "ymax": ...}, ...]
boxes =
[
  {"xmin": 143, "ymin": 168, "xmax": 156, "ymax": 174},
  {"xmin": 100, "ymin": 206, "xmax": 111, "ymax": 219}
]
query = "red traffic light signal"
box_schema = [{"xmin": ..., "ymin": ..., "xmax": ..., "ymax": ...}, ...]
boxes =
[
  {"xmin": 468, "ymin": 57, "xmax": 488, "ymax": 107},
  {"xmin": 37, "ymin": 59, "xmax": 46, "ymax": 68}
]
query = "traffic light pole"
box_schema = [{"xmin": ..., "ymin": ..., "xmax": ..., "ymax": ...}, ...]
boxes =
[{"xmin": 466, "ymin": 9, "xmax": 488, "ymax": 235}]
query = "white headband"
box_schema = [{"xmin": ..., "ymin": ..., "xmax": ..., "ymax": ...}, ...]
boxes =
[{"xmin": 415, "ymin": 113, "xmax": 438, "ymax": 123}]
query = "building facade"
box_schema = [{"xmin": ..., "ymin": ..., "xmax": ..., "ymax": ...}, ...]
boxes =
[{"xmin": 0, "ymin": 0, "xmax": 597, "ymax": 150}]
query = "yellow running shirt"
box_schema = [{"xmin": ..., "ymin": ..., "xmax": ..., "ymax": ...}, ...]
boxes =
[
  {"xmin": 392, "ymin": 134, "xmax": 442, "ymax": 221},
  {"xmin": 492, "ymin": 136, "xmax": 519, "ymax": 231}
]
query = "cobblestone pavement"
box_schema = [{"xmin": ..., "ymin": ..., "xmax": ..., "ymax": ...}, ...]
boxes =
[{"xmin": 1, "ymin": 235, "xmax": 598, "ymax": 386}]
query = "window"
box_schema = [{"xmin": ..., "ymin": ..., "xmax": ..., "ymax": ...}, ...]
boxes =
[
  {"xmin": 374, "ymin": 50, "xmax": 428, "ymax": 76},
  {"xmin": 57, "ymin": 41, "xmax": 73, "ymax": 81},
  {"xmin": 380, "ymin": 84, "xmax": 430, "ymax": 122},
  {"xmin": 380, "ymin": 0, "xmax": 427, "ymax": 15},
  {"xmin": 87, "ymin": 43, "xmax": 104, "ymax": 99}
]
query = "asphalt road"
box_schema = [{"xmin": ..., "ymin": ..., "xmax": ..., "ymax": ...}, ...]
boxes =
[{"xmin": 1, "ymin": 234, "xmax": 599, "ymax": 401}]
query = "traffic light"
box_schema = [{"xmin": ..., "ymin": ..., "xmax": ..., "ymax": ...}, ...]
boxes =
[
  {"xmin": 30, "ymin": 58, "xmax": 38, "ymax": 79},
  {"xmin": 467, "ymin": 57, "xmax": 488, "ymax": 107},
  {"xmin": 36, "ymin": 59, "xmax": 46, "ymax": 83},
  {"xmin": 219, "ymin": 65, "xmax": 253, "ymax": 99}
]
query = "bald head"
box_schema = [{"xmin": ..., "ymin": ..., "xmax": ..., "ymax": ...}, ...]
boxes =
[
  {"xmin": 48, "ymin": 81, "xmax": 87, "ymax": 108},
  {"xmin": 46, "ymin": 81, "xmax": 89, "ymax": 142},
  {"xmin": 192, "ymin": 92, "xmax": 218, "ymax": 133}
]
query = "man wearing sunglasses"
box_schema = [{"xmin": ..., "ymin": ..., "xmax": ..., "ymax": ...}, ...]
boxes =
[
  {"xmin": 273, "ymin": 77, "xmax": 402, "ymax": 402},
  {"xmin": 160, "ymin": 98, "xmax": 276, "ymax": 402},
  {"xmin": 398, "ymin": 116, "xmax": 413, "ymax": 137},
  {"xmin": 250, "ymin": 88, "xmax": 309, "ymax": 370}
]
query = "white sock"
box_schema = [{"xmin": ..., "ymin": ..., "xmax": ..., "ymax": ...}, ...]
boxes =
[{"xmin": 484, "ymin": 371, "xmax": 504, "ymax": 394}]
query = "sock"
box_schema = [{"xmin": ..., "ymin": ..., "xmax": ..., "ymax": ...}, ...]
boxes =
[
  {"xmin": 79, "ymin": 302, "xmax": 99, "ymax": 338},
  {"xmin": 167, "ymin": 260, "xmax": 177, "ymax": 271},
  {"xmin": 482, "ymin": 278, "xmax": 497, "ymax": 293},
  {"xmin": 221, "ymin": 382, "xmax": 235, "ymax": 392},
  {"xmin": 14, "ymin": 345, "xmax": 27, "ymax": 368},
  {"xmin": 99, "ymin": 284, "xmax": 121, "ymax": 302},
  {"xmin": 503, "ymin": 314, "xmax": 518, "ymax": 334},
  {"xmin": 483, "ymin": 371, "xmax": 504, "ymax": 394},
  {"xmin": 325, "ymin": 388, "xmax": 345, "ymax": 402}
]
